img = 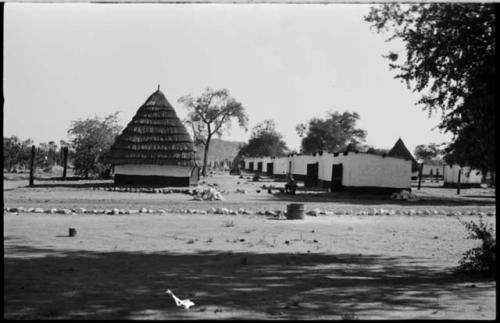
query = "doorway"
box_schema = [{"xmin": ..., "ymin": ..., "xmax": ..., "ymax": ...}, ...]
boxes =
[
  {"xmin": 305, "ymin": 163, "xmax": 319, "ymax": 187},
  {"xmin": 331, "ymin": 163, "xmax": 343, "ymax": 191}
]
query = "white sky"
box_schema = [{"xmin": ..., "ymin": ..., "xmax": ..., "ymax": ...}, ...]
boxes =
[{"xmin": 4, "ymin": 3, "xmax": 452, "ymax": 153}]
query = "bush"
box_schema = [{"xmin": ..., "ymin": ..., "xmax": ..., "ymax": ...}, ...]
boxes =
[{"xmin": 456, "ymin": 215, "xmax": 496, "ymax": 276}]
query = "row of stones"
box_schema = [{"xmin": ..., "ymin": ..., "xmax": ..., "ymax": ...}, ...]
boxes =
[
  {"xmin": 92, "ymin": 187, "xmax": 194, "ymax": 194},
  {"xmin": 3, "ymin": 206, "xmax": 495, "ymax": 217}
]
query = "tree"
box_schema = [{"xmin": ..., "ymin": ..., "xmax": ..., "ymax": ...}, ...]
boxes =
[
  {"xmin": 178, "ymin": 88, "xmax": 249, "ymax": 176},
  {"xmin": 3, "ymin": 136, "xmax": 34, "ymax": 172},
  {"xmin": 414, "ymin": 143, "xmax": 442, "ymax": 162},
  {"xmin": 365, "ymin": 3, "xmax": 495, "ymax": 175},
  {"xmin": 68, "ymin": 112, "xmax": 122, "ymax": 178},
  {"xmin": 238, "ymin": 119, "xmax": 289, "ymax": 158},
  {"xmin": 3, "ymin": 136, "xmax": 22, "ymax": 172},
  {"xmin": 364, "ymin": 146, "xmax": 389, "ymax": 156},
  {"xmin": 296, "ymin": 111, "xmax": 367, "ymax": 154}
]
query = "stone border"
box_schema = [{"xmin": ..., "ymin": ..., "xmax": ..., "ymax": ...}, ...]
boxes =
[{"xmin": 3, "ymin": 206, "xmax": 495, "ymax": 217}]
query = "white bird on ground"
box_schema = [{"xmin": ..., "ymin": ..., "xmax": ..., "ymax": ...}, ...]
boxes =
[{"xmin": 166, "ymin": 289, "xmax": 195, "ymax": 309}]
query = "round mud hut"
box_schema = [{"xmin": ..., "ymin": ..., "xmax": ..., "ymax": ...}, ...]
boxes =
[{"xmin": 107, "ymin": 87, "xmax": 199, "ymax": 186}]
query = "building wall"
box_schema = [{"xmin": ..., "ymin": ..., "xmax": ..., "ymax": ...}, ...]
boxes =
[
  {"xmin": 343, "ymin": 153, "xmax": 411, "ymax": 188},
  {"xmin": 245, "ymin": 153, "xmax": 411, "ymax": 190},
  {"xmin": 318, "ymin": 152, "xmax": 411, "ymax": 189},
  {"xmin": 444, "ymin": 164, "xmax": 483, "ymax": 184},
  {"xmin": 272, "ymin": 157, "xmax": 290, "ymax": 176},
  {"xmin": 115, "ymin": 164, "xmax": 192, "ymax": 177},
  {"xmin": 422, "ymin": 163, "xmax": 444, "ymax": 177},
  {"xmin": 114, "ymin": 164, "xmax": 196, "ymax": 186},
  {"xmin": 260, "ymin": 157, "xmax": 273, "ymax": 173},
  {"xmin": 290, "ymin": 154, "xmax": 319, "ymax": 176}
]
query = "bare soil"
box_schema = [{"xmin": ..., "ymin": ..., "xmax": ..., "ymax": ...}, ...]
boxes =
[{"xmin": 3, "ymin": 171, "xmax": 496, "ymax": 319}]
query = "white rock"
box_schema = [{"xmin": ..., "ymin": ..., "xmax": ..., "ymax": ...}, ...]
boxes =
[
  {"xmin": 34, "ymin": 208, "xmax": 44, "ymax": 213},
  {"xmin": 307, "ymin": 208, "xmax": 321, "ymax": 216},
  {"xmin": 27, "ymin": 207, "xmax": 35, "ymax": 213},
  {"xmin": 140, "ymin": 207, "xmax": 148, "ymax": 213},
  {"xmin": 198, "ymin": 210, "xmax": 207, "ymax": 215},
  {"xmin": 129, "ymin": 209, "xmax": 139, "ymax": 214}
]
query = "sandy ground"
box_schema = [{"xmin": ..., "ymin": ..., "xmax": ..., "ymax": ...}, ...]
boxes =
[{"xmin": 3, "ymin": 172, "xmax": 496, "ymax": 319}]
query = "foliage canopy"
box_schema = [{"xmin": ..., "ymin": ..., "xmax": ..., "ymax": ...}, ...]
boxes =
[
  {"xmin": 178, "ymin": 88, "xmax": 248, "ymax": 176},
  {"xmin": 296, "ymin": 111, "xmax": 367, "ymax": 154},
  {"xmin": 238, "ymin": 119, "xmax": 289, "ymax": 158},
  {"xmin": 68, "ymin": 112, "xmax": 122, "ymax": 178},
  {"xmin": 365, "ymin": 3, "xmax": 495, "ymax": 174}
]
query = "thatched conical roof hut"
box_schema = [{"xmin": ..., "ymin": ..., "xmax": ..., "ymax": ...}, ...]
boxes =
[
  {"xmin": 387, "ymin": 138, "xmax": 419, "ymax": 172},
  {"xmin": 107, "ymin": 87, "xmax": 199, "ymax": 186}
]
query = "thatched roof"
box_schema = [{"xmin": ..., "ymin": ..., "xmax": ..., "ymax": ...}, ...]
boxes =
[
  {"xmin": 107, "ymin": 89, "xmax": 197, "ymax": 167},
  {"xmin": 388, "ymin": 138, "xmax": 420, "ymax": 172}
]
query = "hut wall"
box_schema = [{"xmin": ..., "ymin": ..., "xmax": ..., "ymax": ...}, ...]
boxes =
[
  {"xmin": 443, "ymin": 165, "xmax": 483, "ymax": 187},
  {"xmin": 272, "ymin": 157, "xmax": 290, "ymax": 177},
  {"xmin": 318, "ymin": 152, "xmax": 411, "ymax": 193},
  {"xmin": 422, "ymin": 163, "xmax": 445, "ymax": 177},
  {"xmin": 259, "ymin": 157, "xmax": 273, "ymax": 173},
  {"xmin": 114, "ymin": 164, "xmax": 194, "ymax": 186},
  {"xmin": 290, "ymin": 154, "xmax": 319, "ymax": 181},
  {"xmin": 342, "ymin": 153, "xmax": 411, "ymax": 189}
]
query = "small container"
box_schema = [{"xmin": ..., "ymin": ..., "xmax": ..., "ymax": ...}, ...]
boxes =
[
  {"xmin": 286, "ymin": 203, "xmax": 305, "ymax": 220},
  {"xmin": 69, "ymin": 228, "xmax": 77, "ymax": 237}
]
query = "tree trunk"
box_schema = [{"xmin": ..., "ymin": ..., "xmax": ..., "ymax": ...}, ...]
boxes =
[
  {"xmin": 62, "ymin": 147, "xmax": 68, "ymax": 180},
  {"xmin": 29, "ymin": 145, "xmax": 35, "ymax": 186},
  {"xmin": 202, "ymin": 135, "xmax": 211, "ymax": 177}
]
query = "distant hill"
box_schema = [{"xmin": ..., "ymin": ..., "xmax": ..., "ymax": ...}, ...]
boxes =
[{"xmin": 195, "ymin": 138, "xmax": 245, "ymax": 162}]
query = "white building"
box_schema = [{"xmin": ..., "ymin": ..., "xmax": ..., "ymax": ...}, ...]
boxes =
[
  {"xmin": 243, "ymin": 150, "xmax": 411, "ymax": 193},
  {"xmin": 443, "ymin": 164, "xmax": 483, "ymax": 187},
  {"xmin": 271, "ymin": 156, "xmax": 290, "ymax": 178},
  {"xmin": 290, "ymin": 153, "xmax": 320, "ymax": 184},
  {"xmin": 316, "ymin": 151, "xmax": 411, "ymax": 193}
]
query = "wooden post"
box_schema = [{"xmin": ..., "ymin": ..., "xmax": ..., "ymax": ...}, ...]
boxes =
[
  {"xmin": 457, "ymin": 168, "xmax": 462, "ymax": 195},
  {"xmin": 29, "ymin": 145, "xmax": 35, "ymax": 186},
  {"xmin": 62, "ymin": 146, "xmax": 68, "ymax": 180},
  {"xmin": 417, "ymin": 163, "xmax": 423, "ymax": 190}
]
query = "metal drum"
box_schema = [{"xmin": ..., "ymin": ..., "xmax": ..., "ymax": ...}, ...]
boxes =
[{"xmin": 286, "ymin": 203, "xmax": 305, "ymax": 220}]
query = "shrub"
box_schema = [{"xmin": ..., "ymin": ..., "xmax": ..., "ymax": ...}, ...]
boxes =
[{"xmin": 456, "ymin": 215, "xmax": 496, "ymax": 276}]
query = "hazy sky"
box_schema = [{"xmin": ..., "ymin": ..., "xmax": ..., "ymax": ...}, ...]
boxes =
[{"xmin": 4, "ymin": 3, "xmax": 452, "ymax": 153}]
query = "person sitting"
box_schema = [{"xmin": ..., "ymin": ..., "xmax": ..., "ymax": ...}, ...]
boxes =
[{"xmin": 284, "ymin": 174, "xmax": 297, "ymax": 195}]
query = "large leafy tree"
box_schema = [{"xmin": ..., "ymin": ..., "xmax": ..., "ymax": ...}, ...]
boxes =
[
  {"xmin": 178, "ymin": 88, "xmax": 249, "ymax": 176},
  {"xmin": 68, "ymin": 112, "xmax": 122, "ymax": 178},
  {"xmin": 238, "ymin": 119, "xmax": 289, "ymax": 158},
  {"xmin": 296, "ymin": 111, "xmax": 367, "ymax": 154},
  {"xmin": 414, "ymin": 143, "xmax": 443, "ymax": 162},
  {"xmin": 365, "ymin": 3, "xmax": 495, "ymax": 176},
  {"xmin": 3, "ymin": 136, "xmax": 34, "ymax": 172}
]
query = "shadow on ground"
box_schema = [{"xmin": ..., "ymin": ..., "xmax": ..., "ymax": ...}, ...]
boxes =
[{"xmin": 4, "ymin": 242, "xmax": 494, "ymax": 319}]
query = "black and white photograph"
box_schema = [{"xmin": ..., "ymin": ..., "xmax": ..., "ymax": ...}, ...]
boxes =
[{"xmin": 3, "ymin": 1, "xmax": 496, "ymax": 320}]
